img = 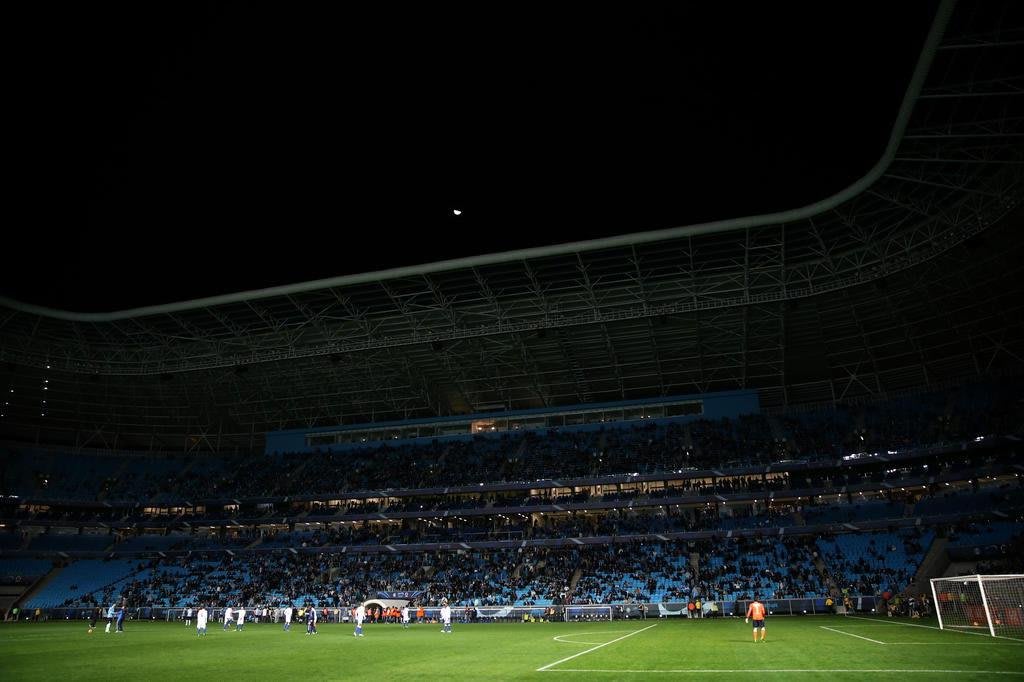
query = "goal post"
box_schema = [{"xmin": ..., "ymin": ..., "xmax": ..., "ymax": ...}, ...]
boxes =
[
  {"xmin": 563, "ymin": 605, "xmax": 615, "ymax": 622},
  {"xmin": 472, "ymin": 606, "xmax": 559, "ymax": 622},
  {"xmin": 433, "ymin": 605, "xmax": 616, "ymax": 622},
  {"xmin": 931, "ymin": 574, "xmax": 1024, "ymax": 640}
]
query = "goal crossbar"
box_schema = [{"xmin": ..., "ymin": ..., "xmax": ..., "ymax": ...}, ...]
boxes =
[{"xmin": 930, "ymin": 574, "xmax": 1024, "ymax": 640}]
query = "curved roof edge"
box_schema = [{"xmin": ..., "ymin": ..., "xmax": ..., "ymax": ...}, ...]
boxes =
[{"xmin": 0, "ymin": 0, "xmax": 956, "ymax": 323}]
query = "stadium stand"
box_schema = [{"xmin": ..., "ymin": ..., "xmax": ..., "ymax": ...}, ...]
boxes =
[
  {"xmin": 0, "ymin": 377, "xmax": 1019, "ymax": 617},
  {"xmin": 817, "ymin": 529, "xmax": 934, "ymax": 595}
]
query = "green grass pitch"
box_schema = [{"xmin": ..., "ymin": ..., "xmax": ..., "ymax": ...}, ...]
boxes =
[{"xmin": 2, "ymin": 615, "xmax": 1023, "ymax": 680}]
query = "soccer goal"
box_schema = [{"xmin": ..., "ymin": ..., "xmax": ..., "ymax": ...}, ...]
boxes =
[
  {"xmin": 563, "ymin": 605, "xmax": 615, "ymax": 622},
  {"xmin": 931, "ymin": 574, "xmax": 1024, "ymax": 640},
  {"xmin": 473, "ymin": 606, "xmax": 552, "ymax": 622},
  {"xmin": 459, "ymin": 605, "xmax": 615, "ymax": 622}
]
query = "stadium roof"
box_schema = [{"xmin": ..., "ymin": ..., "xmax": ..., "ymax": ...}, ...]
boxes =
[
  {"xmin": 1, "ymin": 0, "xmax": 1022, "ymax": 450},
  {"xmin": 5, "ymin": 4, "xmax": 932, "ymax": 312}
]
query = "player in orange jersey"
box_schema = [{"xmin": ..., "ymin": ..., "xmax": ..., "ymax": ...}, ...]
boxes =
[{"xmin": 745, "ymin": 596, "xmax": 767, "ymax": 642}]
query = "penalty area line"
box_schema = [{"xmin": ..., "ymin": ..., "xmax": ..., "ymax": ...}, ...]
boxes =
[
  {"xmin": 538, "ymin": 669, "xmax": 1024, "ymax": 675},
  {"xmin": 553, "ymin": 630, "xmax": 638, "ymax": 645},
  {"xmin": 536, "ymin": 624, "xmax": 658, "ymax": 672},
  {"xmin": 846, "ymin": 616, "xmax": 1024, "ymax": 642},
  {"xmin": 820, "ymin": 625, "xmax": 885, "ymax": 644}
]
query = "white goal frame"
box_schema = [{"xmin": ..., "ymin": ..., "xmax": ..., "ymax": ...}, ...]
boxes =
[
  {"xmin": 930, "ymin": 574, "xmax": 1024, "ymax": 640},
  {"xmin": 456, "ymin": 605, "xmax": 615, "ymax": 621},
  {"xmin": 471, "ymin": 606, "xmax": 560, "ymax": 621},
  {"xmin": 563, "ymin": 605, "xmax": 615, "ymax": 622}
]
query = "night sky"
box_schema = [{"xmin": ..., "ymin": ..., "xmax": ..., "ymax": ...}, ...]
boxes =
[{"xmin": 5, "ymin": 2, "xmax": 935, "ymax": 311}]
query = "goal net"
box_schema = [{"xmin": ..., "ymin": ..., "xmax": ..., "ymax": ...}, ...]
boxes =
[
  {"xmin": 405, "ymin": 605, "xmax": 615, "ymax": 622},
  {"xmin": 931, "ymin": 574, "xmax": 1024, "ymax": 640},
  {"xmin": 563, "ymin": 605, "xmax": 615, "ymax": 622},
  {"xmin": 470, "ymin": 605, "xmax": 614, "ymax": 622},
  {"xmin": 472, "ymin": 606, "xmax": 569, "ymax": 621}
]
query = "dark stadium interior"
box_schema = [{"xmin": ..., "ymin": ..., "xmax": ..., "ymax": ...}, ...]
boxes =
[
  {"xmin": 1, "ymin": 0, "xmax": 1023, "ymax": 646},
  {"xmin": 5, "ymin": 3, "xmax": 933, "ymax": 311}
]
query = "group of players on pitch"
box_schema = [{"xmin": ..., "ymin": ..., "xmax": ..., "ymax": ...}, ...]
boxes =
[
  {"xmin": 174, "ymin": 600, "xmax": 455, "ymax": 637},
  {"xmin": 88, "ymin": 597, "xmax": 764, "ymax": 640},
  {"xmin": 85, "ymin": 600, "xmax": 128, "ymax": 634}
]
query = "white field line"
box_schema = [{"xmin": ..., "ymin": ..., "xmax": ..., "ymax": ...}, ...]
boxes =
[
  {"xmin": 539, "ymin": 669, "xmax": 1024, "ymax": 675},
  {"xmin": 820, "ymin": 625, "xmax": 885, "ymax": 644},
  {"xmin": 553, "ymin": 630, "xmax": 637, "ymax": 645},
  {"xmin": 887, "ymin": 642, "xmax": 1024, "ymax": 646},
  {"xmin": 846, "ymin": 616, "xmax": 1024, "ymax": 642},
  {"xmin": 536, "ymin": 624, "xmax": 658, "ymax": 672},
  {"xmin": 552, "ymin": 636, "xmax": 610, "ymax": 645}
]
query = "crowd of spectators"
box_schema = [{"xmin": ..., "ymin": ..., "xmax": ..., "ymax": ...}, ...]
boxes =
[
  {"xmin": 4, "ymin": 377, "xmax": 1019, "ymax": 507},
  {"xmin": 45, "ymin": 547, "xmax": 584, "ymax": 610},
  {"xmin": 5, "ymin": 472, "xmax": 1021, "ymax": 557},
  {"xmin": 27, "ymin": 518, "xmax": 1000, "ymax": 614},
  {"xmin": 5, "ymin": 379, "xmax": 1022, "ymax": 618},
  {"xmin": 690, "ymin": 536, "xmax": 826, "ymax": 602},
  {"xmin": 817, "ymin": 528, "xmax": 932, "ymax": 596}
]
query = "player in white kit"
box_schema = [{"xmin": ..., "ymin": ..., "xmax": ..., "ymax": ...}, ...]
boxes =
[
  {"xmin": 223, "ymin": 606, "xmax": 233, "ymax": 631},
  {"xmin": 401, "ymin": 605, "xmax": 410, "ymax": 629},
  {"xmin": 236, "ymin": 607, "xmax": 246, "ymax": 631},
  {"xmin": 353, "ymin": 604, "xmax": 365, "ymax": 637},
  {"xmin": 283, "ymin": 605, "xmax": 293, "ymax": 631},
  {"xmin": 440, "ymin": 602, "xmax": 452, "ymax": 634},
  {"xmin": 196, "ymin": 606, "xmax": 208, "ymax": 636}
]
